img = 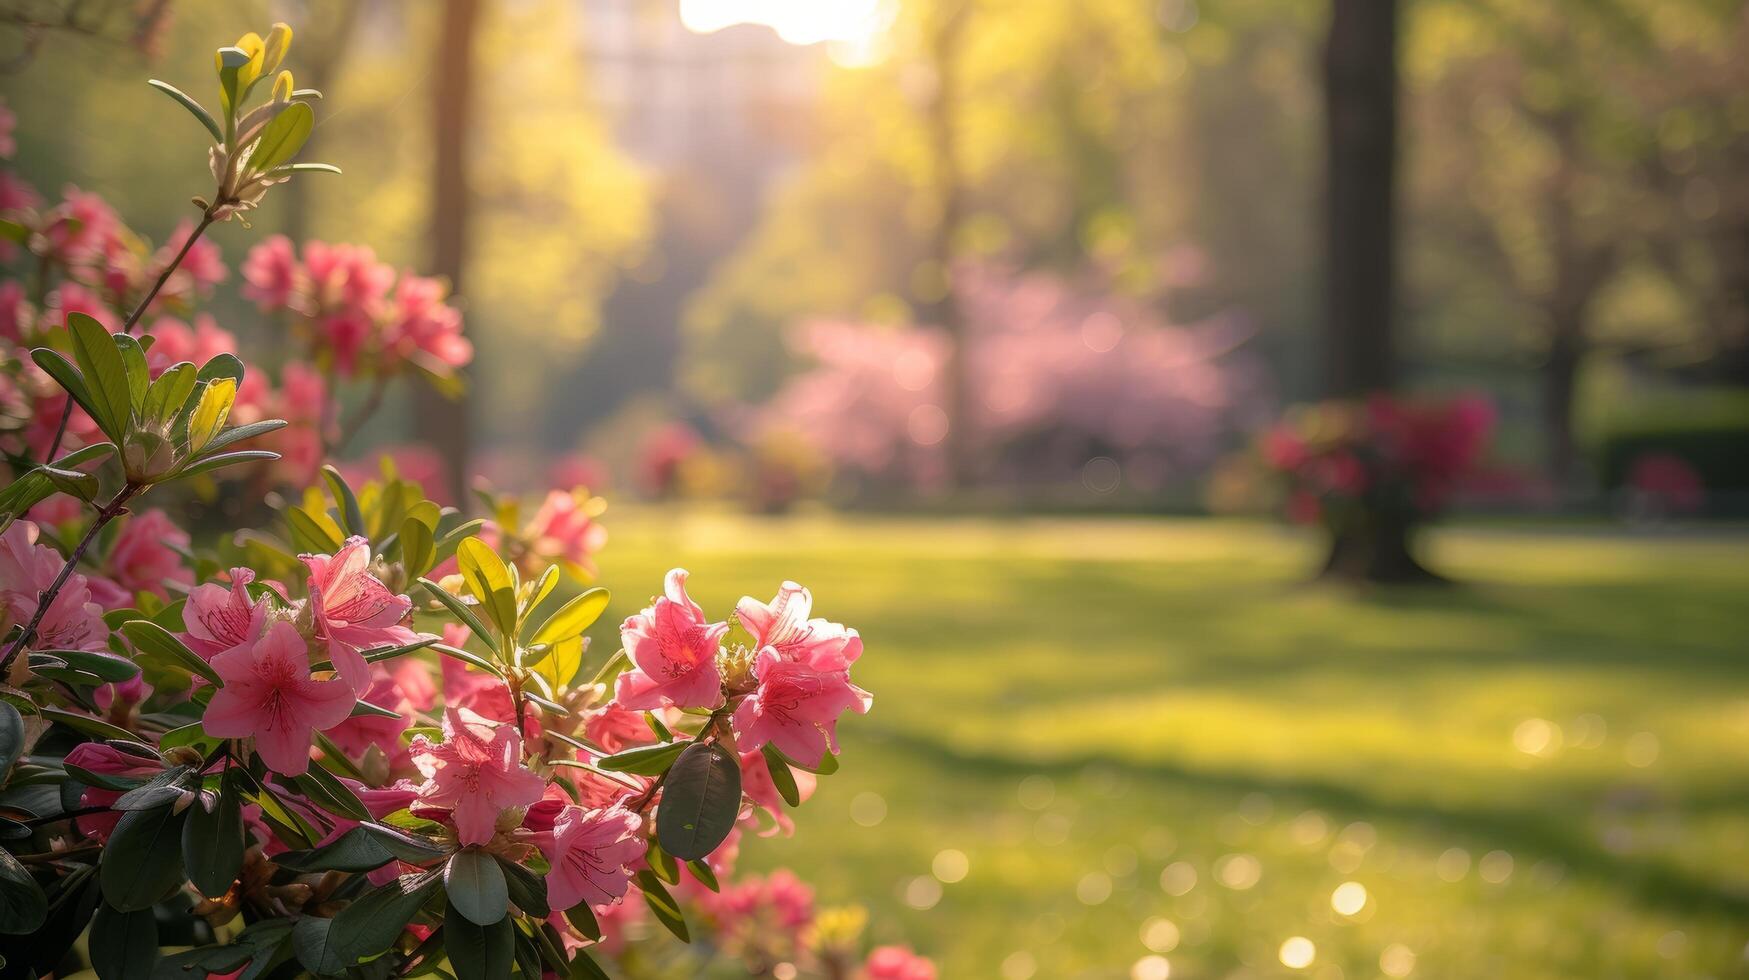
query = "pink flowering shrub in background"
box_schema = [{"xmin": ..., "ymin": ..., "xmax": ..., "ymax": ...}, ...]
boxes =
[
  {"xmin": 1256, "ymin": 392, "xmax": 1497, "ymax": 530},
  {"xmin": 751, "ymin": 263, "xmax": 1270, "ymax": 498},
  {"xmin": 0, "ymin": 28, "xmax": 929, "ymax": 980}
]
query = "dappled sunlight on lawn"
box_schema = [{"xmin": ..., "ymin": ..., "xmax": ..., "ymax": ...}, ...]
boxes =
[{"xmin": 599, "ymin": 512, "xmax": 1749, "ymax": 976}]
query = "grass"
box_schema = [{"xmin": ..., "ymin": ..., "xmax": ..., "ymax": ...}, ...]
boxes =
[{"xmin": 588, "ymin": 511, "xmax": 1749, "ymax": 978}]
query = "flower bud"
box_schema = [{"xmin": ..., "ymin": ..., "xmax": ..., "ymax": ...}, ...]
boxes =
[
  {"xmin": 272, "ymin": 70, "xmax": 294, "ymax": 103},
  {"xmin": 232, "ymin": 32, "xmax": 266, "ymax": 91},
  {"xmin": 261, "ymin": 23, "xmax": 293, "ymax": 76},
  {"xmin": 123, "ymin": 423, "xmax": 179, "ymax": 483}
]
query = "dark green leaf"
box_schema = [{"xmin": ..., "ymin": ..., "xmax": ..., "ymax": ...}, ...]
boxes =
[
  {"xmin": 184, "ymin": 784, "xmax": 244, "ymax": 898},
  {"xmin": 292, "ymin": 764, "xmax": 370, "ymax": 821},
  {"xmin": 291, "ymin": 915, "xmax": 345, "ymax": 976},
  {"xmin": 68, "ymin": 312, "xmax": 133, "ymax": 442},
  {"xmin": 444, "ymin": 849, "xmax": 508, "ymax": 927},
  {"xmin": 496, "ymin": 856, "xmax": 548, "ymax": 918},
  {"xmin": 636, "ymin": 869, "xmax": 690, "ymax": 943},
  {"xmin": 0, "ymin": 845, "xmax": 47, "ymax": 934},
  {"xmin": 90, "ymin": 902, "xmax": 160, "ymax": 980},
  {"xmin": 563, "ymin": 902, "xmax": 600, "ymax": 941},
  {"xmin": 29, "ymin": 349, "xmax": 103, "ymax": 434},
  {"xmin": 0, "ymin": 700, "xmax": 23, "ymax": 780},
  {"xmin": 444, "ymin": 899, "xmax": 513, "ymax": 980},
  {"xmin": 100, "ymin": 803, "xmax": 188, "ymax": 910},
  {"xmin": 321, "ymin": 464, "xmax": 367, "ymax": 539},
  {"xmin": 655, "ymin": 740, "xmax": 741, "ymax": 861},
  {"xmin": 112, "ymin": 764, "xmax": 195, "ymax": 810},
  {"xmin": 567, "ymin": 948, "xmax": 610, "ymax": 980},
  {"xmin": 40, "ymin": 706, "xmax": 137, "ymax": 741},
  {"xmin": 325, "ymin": 871, "xmax": 442, "ymax": 966},
  {"xmin": 39, "ymin": 648, "xmax": 139, "ymax": 682},
  {"xmin": 761, "ymin": 743, "xmax": 802, "ymax": 807}
]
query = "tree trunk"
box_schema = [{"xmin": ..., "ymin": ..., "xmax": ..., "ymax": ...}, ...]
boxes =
[
  {"xmin": 1322, "ymin": 0, "xmax": 1398, "ymax": 399},
  {"xmin": 419, "ymin": 0, "xmax": 483, "ymax": 504},
  {"xmin": 920, "ymin": 1, "xmax": 973, "ymax": 491},
  {"xmin": 1319, "ymin": 0, "xmax": 1435, "ymax": 582}
]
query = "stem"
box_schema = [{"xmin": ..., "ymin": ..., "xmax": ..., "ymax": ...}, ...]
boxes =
[
  {"xmin": 330, "ymin": 376, "xmax": 390, "ymax": 456},
  {"xmin": 41, "ymin": 211, "xmax": 216, "ymax": 461},
  {"xmin": 0, "ymin": 483, "xmax": 138, "ymax": 674}
]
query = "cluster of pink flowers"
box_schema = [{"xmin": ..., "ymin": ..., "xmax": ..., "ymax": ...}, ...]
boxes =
[
  {"xmin": 753, "ymin": 262, "xmax": 1269, "ymax": 495},
  {"xmin": 615, "ymin": 572, "xmax": 872, "ymax": 768},
  {"xmin": 1259, "ymin": 392, "xmax": 1497, "ymax": 525},
  {"xmin": 242, "ymin": 235, "xmax": 472, "ymax": 378}
]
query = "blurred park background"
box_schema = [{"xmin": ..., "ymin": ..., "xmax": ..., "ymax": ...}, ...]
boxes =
[{"xmin": 4, "ymin": 0, "xmax": 1748, "ymax": 976}]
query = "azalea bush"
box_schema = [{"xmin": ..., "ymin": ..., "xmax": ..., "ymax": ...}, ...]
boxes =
[
  {"xmin": 1256, "ymin": 392, "xmax": 1495, "ymax": 578},
  {"xmin": 0, "ymin": 25, "xmax": 927, "ymax": 980}
]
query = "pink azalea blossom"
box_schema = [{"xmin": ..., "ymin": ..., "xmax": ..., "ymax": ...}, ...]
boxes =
[
  {"xmin": 65, "ymin": 741, "xmax": 162, "ymax": 840},
  {"xmin": 613, "ymin": 569, "xmax": 727, "ymax": 712},
  {"xmin": 584, "ymin": 703, "xmax": 659, "ymax": 755},
  {"xmin": 241, "ymin": 235, "xmax": 302, "ymax": 311},
  {"xmin": 863, "ymin": 946, "xmax": 937, "ymax": 980},
  {"xmin": 302, "ymin": 535, "xmax": 418, "ymax": 694},
  {"xmin": 384, "ymin": 273, "xmax": 471, "ymax": 370},
  {"xmin": 325, "ymin": 665, "xmax": 418, "ymax": 760},
  {"xmin": 145, "ymin": 315, "xmax": 237, "ymax": 376},
  {"xmin": 522, "ymin": 489, "xmax": 607, "ymax": 578},
  {"xmin": 52, "ymin": 281, "xmax": 117, "ymax": 332},
  {"xmin": 736, "ymin": 582, "xmax": 862, "ymax": 671},
  {"xmin": 303, "ymin": 241, "xmax": 394, "ymax": 314},
  {"xmin": 41, "ymin": 187, "xmax": 118, "ymax": 264},
  {"xmin": 731, "ymin": 650, "xmax": 872, "ymax": 769},
  {"xmin": 408, "ymin": 707, "xmax": 545, "ymax": 845},
  {"xmin": 0, "ymin": 522, "xmax": 107, "ymax": 652},
  {"xmin": 179, "ymin": 567, "xmax": 269, "ymax": 661},
  {"xmin": 102, "ymin": 509, "xmax": 192, "ymax": 600},
  {"xmin": 0, "ymin": 280, "xmax": 27, "ymax": 343},
  {"xmin": 203, "ymin": 621, "xmax": 356, "ymax": 776},
  {"xmin": 537, "ymin": 804, "xmax": 644, "ymax": 911}
]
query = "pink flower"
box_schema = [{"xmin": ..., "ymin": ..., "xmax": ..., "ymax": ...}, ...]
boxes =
[
  {"xmin": 51, "ymin": 281, "xmax": 117, "ymax": 333},
  {"xmin": 144, "ymin": 315, "xmax": 237, "ymax": 376},
  {"xmin": 203, "ymin": 621, "xmax": 356, "ymax": 776},
  {"xmin": 612, "ymin": 569, "xmax": 727, "ymax": 712},
  {"xmin": 151, "ymin": 218, "xmax": 226, "ymax": 303},
  {"xmin": 0, "ymin": 522, "xmax": 107, "ymax": 652},
  {"xmin": 408, "ymin": 707, "xmax": 546, "ymax": 845},
  {"xmin": 303, "ymin": 241, "xmax": 394, "ymax": 314},
  {"xmin": 522, "ymin": 490, "xmax": 607, "ymax": 579},
  {"xmin": 102, "ymin": 509, "xmax": 192, "ymax": 600},
  {"xmin": 302, "ymin": 536, "xmax": 418, "ymax": 694},
  {"xmin": 704, "ymin": 869, "xmax": 815, "ymax": 938},
  {"xmin": 863, "ymin": 946, "xmax": 937, "ymax": 980},
  {"xmin": 318, "ymin": 309, "xmax": 373, "ymax": 376},
  {"xmin": 731, "ymin": 650, "xmax": 871, "ymax": 769},
  {"xmin": 241, "ymin": 235, "xmax": 302, "ymax": 311},
  {"xmin": 41, "ymin": 187, "xmax": 117, "ymax": 264},
  {"xmin": 179, "ymin": 567, "xmax": 270, "ymax": 661},
  {"xmin": 384, "ymin": 273, "xmax": 471, "ymax": 370},
  {"xmin": 736, "ymin": 582, "xmax": 862, "ymax": 672},
  {"xmin": 537, "ymin": 804, "xmax": 644, "ymax": 911},
  {"xmin": 324, "ymin": 666, "xmax": 417, "ymax": 760},
  {"xmin": 65, "ymin": 741, "xmax": 163, "ymax": 840},
  {"xmin": 584, "ymin": 703, "xmax": 658, "ymax": 755},
  {"xmin": 738, "ymin": 748, "xmax": 814, "ymax": 837},
  {"xmin": 0, "ymin": 280, "xmax": 26, "ymax": 343}
]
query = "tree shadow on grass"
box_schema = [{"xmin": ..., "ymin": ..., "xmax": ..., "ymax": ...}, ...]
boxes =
[{"xmin": 871, "ymin": 727, "xmax": 1749, "ymax": 924}]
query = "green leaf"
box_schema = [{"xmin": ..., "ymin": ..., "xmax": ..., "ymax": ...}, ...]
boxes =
[
  {"xmin": 215, "ymin": 45, "xmax": 250, "ymax": 118},
  {"xmin": 594, "ymin": 739, "xmax": 686, "ymax": 775},
  {"xmin": 120, "ymin": 620, "xmax": 222, "ymax": 686},
  {"xmin": 40, "ymin": 648, "xmax": 140, "ymax": 682},
  {"xmin": 291, "ymin": 916, "xmax": 345, "ymax": 976},
  {"xmin": 143, "ymin": 362, "xmax": 197, "ymax": 425},
  {"xmin": 89, "ymin": 902, "xmax": 159, "ymax": 980},
  {"xmin": 321, "ymin": 464, "xmax": 366, "ymax": 539},
  {"xmin": 0, "ymin": 846, "xmax": 46, "ymax": 934},
  {"xmin": 291, "ymin": 764, "xmax": 370, "ymax": 821},
  {"xmin": 267, "ymin": 161, "xmax": 343, "ymax": 177},
  {"xmin": 444, "ymin": 849, "xmax": 509, "ymax": 927},
  {"xmin": 636, "ymin": 869, "xmax": 690, "ymax": 943},
  {"xmin": 113, "ymin": 333, "xmax": 150, "ymax": 417},
  {"xmin": 67, "ymin": 312, "xmax": 133, "ymax": 443},
  {"xmin": 29, "ymin": 350, "xmax": 103, "ymax": 436},
  {"xmin": 173, "ymin": 449, "xmax": 277, "ymax": 479},
  {"xmin": 563, "ymin": 902, "xmax": 600, "ymax": 940},
  {"xmin": 0, "ymin": 700, "xmax": 24, "ymax": 781},
  {"xmin": 57, "ymin": 440, "xmax": 118, "ymax": 469},
  {"xmin": 568, "ymin": 948, "xmax": 611, "ymax": 980},
  {"xmin": 431, "ymin": 642, "xmax": 505, "ymax": 678},
  {"xmin": 247, "ymin": 99, "xmax": 314, "ymax": 174},
  {"xmin": 184, "ymin": 787, "xmax": 244, "ymax": 899},
  {"xmin": 656, "ymin": 740, "xmax": 741, "ymax": 861},
  {"xmin": 192, "ymin": 418, "xmax": 287, "ymax": 458},
  {"xmin": 112, "ymin": 764, "xmax": 195, "ymax": 810},
  {"xmin": 400, "ymin": 517, "xmax": 435, "ymax": 580},
  {"xmin": 325, "ymin": 871, "xmax": 442, "ymax": 966},
  {"xmin": 444, "ymin": 899, "xmax": 513, "ymax": 980},
  {"xmin": 776, "ymin": 742, "xmax": 840, "ymax": 775},
  {"xmin": 285, "ymin": 504, "xmax": 344, "ymax": 554},
  {"xmin": 40, "ymin": 706, "xmax": 136, "ymax": 741},
  {"xmin": 496, "ymin": 856, "xmax": 549, "ymax": 918},
  {"xmin": 100, "ymin": 803, "xmax": 188, "ymax": 911},
  {"xmin": 646, "ymin": 840, "xmax": 679, "ymax": 885},
  {"xmin": 148, "ymin": 78, "xmax": 223, "ymax": 141},
  {"xmin": 275, "ymin": 823, "xmax": 446, "ymax": 873},
  {"xmin": 586, "ymin": 649, "xmax": 629, "ymax": 689},
  {"xmin": 420, "ymin": 578, "xmax": 498, "ymax": 654},
  {"xmin": 530, "ymin": 588, "xmax": 610, "ymax": 647},
  {"xmin": 456, "ymin": 537, "xmax": 517, "ymax": 639},
  {"xmin": 41, "ymin": 462, "xmax": 99, "ymax": 502},
  {"xmin": 686, "ymin": 859, "xmax": 720, "ymax": 893},
  {"xmin": 761, "ymin": 743, "xmax": 801, "ymax": 807}
]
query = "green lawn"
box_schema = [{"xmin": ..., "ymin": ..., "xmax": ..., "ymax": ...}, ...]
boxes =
[{"xmin": 591, "ymin": 512, "xmax": 1749, "ymax": 978}]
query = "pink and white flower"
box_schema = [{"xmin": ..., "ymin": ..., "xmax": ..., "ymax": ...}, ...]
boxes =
[
  {"xmin": 731, "ymin": 650, "xmax": 871, "ymax": 769},
  {"xmin": 178, "ymin": 567, "xmax": 270, "ymax": 661},
  {"xmin": 408, "ymin": 707, "xmax": 545, "ymax": 846},
  {"xmin": 536, "ymin": 804, "xmax": 644, "ymax": 911},
  {"xmin": 301, "ymin": 535, "xmax": 418, "ymax": 694}
]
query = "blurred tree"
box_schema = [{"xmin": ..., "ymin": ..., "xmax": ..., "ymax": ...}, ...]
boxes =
[
  {"xmin": 0, "ymin": 0, "xmax": 173, "ymax": 71},
  {"xmin": 1406, "ymin": 0, "xmax": 1747, "ymax": 485}
]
